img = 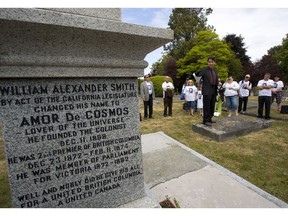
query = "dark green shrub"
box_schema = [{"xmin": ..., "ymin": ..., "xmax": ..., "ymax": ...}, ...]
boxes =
[{"xmin": 150, "ymin": 76, "xmax": 173, "ymax": 97}]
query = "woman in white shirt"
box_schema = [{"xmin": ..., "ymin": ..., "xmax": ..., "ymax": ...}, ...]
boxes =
[
  {"xmin": 222, "ymin": 76, "xmax": 240, "ymax": 117},
  {"xmin": 184, "ymin": 80, "xmax": 198, "ymax": 116}
]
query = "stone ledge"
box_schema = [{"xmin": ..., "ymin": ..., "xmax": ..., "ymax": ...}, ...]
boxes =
[
  {"xmin": 0, "ymin": 8, "xmax": 173, "ymax": 78},
  {"xmin": 0, "ymin": 8, "xmax": 173, "ymax": 40},
  {"xmin": 192, "ymin": 115, "xmax": 272, "ymax": 141},
  {"xmin": 42, "ymin": 8, "xmax": 121, "ymax": 21},
  {"xmin": 118, "ymin": 184, "xmax": 161, "ymax": 208}
]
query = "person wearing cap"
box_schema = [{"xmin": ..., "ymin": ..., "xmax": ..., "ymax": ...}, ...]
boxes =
[
  {"xmin": 271, "ymin": 75, "xmax": 284, "ymax": 112},
  {"xmin": 140, "ymin": 75, "xmax": 155, "ymax": 119},
  {"xmin": 238, "ymin": 74, "xmax": 252, "ymax": 114},
  {"xmin": 193, "ymin": 57, "xmax": 218, "ymax": 126}
]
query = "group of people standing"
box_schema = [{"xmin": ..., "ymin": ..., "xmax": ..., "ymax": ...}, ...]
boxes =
[
  {"xmin": 220, "ymin": 71, "xmax": 284, "ymax": 120},
  {"xmin": 195, "ymin": 57, "xmax": 284, "ymax": 124},
  {"xmin": 140, "ymin": 75, "xmax": 174, "ymax": 119},
  {"xmin": 140, "ymin": 57, "xmax": 285, "ymax": 124}
]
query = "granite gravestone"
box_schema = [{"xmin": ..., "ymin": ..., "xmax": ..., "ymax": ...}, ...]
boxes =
[{"xmin": 0, "ymin": 8, "xmax": 173, "ymax": 208}]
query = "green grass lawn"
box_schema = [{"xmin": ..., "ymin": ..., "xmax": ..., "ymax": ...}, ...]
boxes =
[{"xmin": 0, "ymin": 96, "xmax": 287, "ymax": 207}]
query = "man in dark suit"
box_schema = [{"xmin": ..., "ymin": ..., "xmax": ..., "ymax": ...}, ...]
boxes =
[{"xmin": 194, "ymin": 57, "xmax": 218, "ymax": 126}]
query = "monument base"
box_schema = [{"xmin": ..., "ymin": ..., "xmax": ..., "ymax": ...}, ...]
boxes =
[
  {"xmin": 118, "ymin": 184, "xmax": 161, "ymax": 208},
  {"xmin": 192, "ymin": 115, "xmax": 272, "ymax": 142}
]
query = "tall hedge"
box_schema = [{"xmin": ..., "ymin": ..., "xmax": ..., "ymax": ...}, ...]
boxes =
[{"xmin": 138, "ymin": 76, "xmax": 174, "ymax": 97}]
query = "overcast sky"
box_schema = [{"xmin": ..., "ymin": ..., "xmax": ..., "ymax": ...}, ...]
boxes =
[{"xmin": 122, "ymin": 8, "xmax": 288, "ymax": 75}]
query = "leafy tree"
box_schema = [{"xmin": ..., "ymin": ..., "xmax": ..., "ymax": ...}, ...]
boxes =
[
  {"xmin": 150, "ymin": 55, "xmax": 181, "ymax": 92},
  {"xmin": 223, "ymin": 34, "xmax": 251, "ymax": 64},
  {"xmin": 274, "ymin": 34, "xmax": 288, "ymax": 84},
  {"xmin": 223, "ymin": 34, "xmax": 252, "ymax": 80},
  {"xmin": 165, "ymin": 8, "xmax": 214, "ymax": 60},
  {"xmin": 268, "ymin": 45, "xmax": 282, "ymax": 56},
  {"xmin": 252, "ymin": 54, "xmax": 282, "ymax": 85},
  {"xmin": 150, "ymin": 61, "xmax": 164, "ymax": 76},
  {"xmin": 177, "ymin": 30, "xmax": 242, "ymax": 80},
  {"xmin": 153, "ymin": 8, "xmax": 215, "ymax": 91},
  {"xmin": 162, "ymin": 56, "xmax": 177, "ymax": 79},
  {"xmin": 225, "ymin": 57, "xmax": 244, "ymax": 81},
  {"xmin": 150, "ymin": 55, "xmax": 177, "ymax": 76},
  {"xmin": 239, "ymin": 63, "xmax": 255, "ymax": 84}
]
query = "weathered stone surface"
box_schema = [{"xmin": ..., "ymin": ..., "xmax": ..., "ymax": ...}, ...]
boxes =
[
  {"xmin": 43, "ymin": 8, "xmax": 121, "ymax": 20},
  {"xmin": 192, "ymin": 115, "xmax": 272, "ymax": 141},
  {"xmin": 0, "ymin": 8, "xmax": 173, "ymax": 78},
  {"xmin": 143, "ymin": 145, "xmax": 208, "ymax": 188},
  {"xmin": 0, "ymin": 8, "xmax": 173, "ymax": 208},
  {"xmin": 0, "ymin": 78, "xmax": 145, "ymax": 208}
]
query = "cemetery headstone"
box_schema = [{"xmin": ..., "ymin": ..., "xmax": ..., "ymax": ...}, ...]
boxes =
[
  {"xmin": 0, "ymin": 8, "xmax": 173, "ymax": 208},
  {"xmin": 192, "ymin": 115, "xmax": 272, "ymax": 142}
]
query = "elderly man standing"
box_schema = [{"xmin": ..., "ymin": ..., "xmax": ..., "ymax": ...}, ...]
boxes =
[
  {"xmin": 257, "ymin": 73, "xmax": 274, "ymax": 120},
  {"xmin": 140, "ymin": 75, "xmax": 155, "ymax": 119},
  {"xmin": 162, "ymin": 76, "xmax": 174, "ymax": 117}
]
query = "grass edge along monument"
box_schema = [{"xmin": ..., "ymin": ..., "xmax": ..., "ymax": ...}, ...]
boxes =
[{"xmin": 0, "ymin": 8, "xmax": 173, "ymax": 208}]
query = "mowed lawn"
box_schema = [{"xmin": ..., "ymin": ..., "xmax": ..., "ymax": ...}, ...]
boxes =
[{"xmin": 0, "ymin": 96, "xmax": 287, "ymax": 207}]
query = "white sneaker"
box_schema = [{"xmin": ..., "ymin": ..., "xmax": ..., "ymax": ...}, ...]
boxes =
[{"xmin": 228, "ymin": 114, "xmax": 232, "ymax": 117}]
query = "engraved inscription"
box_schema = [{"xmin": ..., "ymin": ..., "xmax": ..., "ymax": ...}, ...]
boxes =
[{"xmin": 0, "ymin": 78, "xmax": 144, "ymax": 208}]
